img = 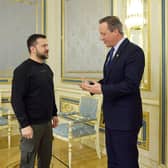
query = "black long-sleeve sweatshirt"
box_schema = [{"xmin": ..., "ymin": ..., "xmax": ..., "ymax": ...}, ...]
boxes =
[{"xmin": 11, "ymin": 59, "xmax": 57, "ymax": 128}]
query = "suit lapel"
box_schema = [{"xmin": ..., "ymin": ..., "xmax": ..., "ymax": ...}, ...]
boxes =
[
  {"xmin": 113, "ymin": 38, "xmax": 129, "ymax": 61},
  {"xmin": 103, "ymin": 38, "xmax": 130, "ymax": 82}
]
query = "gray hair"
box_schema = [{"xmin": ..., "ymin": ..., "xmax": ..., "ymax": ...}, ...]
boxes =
[{"xmin": 99, "ymin": 16, "xmax": 124, "ymax": 35}]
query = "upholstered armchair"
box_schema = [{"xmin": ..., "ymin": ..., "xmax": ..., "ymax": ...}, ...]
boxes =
[
  {"xmin": 0, "ymin": 107, "xmax": 13, "ymax": 148},
  {"xmin": 53, "ymin": 95, "xmax": 102, "ymax": 168},
  {"xmin": 0, "ymin": 94, "xmax": 8, "ymax": 129},
  {"xmin": 0, "ymin": 107, "xmax": 8, "ymax": 127},
  {"xmin": 0, "ymin": 116, "xmax": 8, "ymax": 127}
]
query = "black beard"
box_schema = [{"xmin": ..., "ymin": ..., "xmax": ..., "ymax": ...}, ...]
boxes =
[{"xmin": 37, "ymin": 54, "xmax": 48, "ymax": 60}]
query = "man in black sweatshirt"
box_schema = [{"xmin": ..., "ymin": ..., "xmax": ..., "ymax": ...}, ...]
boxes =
[{"xmin": 11, "ymin": 34, "xmax": 58, "ymax": 168}]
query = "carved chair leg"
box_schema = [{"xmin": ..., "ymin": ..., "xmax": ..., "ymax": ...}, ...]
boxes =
[
  {"xmin": 95, "ymin": 133, "xmax": 101, "ymax": 159},
  {"xmin": 68, "ymin": 142, "xmax": 72, "ymax": 168}
]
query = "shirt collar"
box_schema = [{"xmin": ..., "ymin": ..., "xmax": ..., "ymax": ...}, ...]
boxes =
[{"xmin": 113, "ymin": 37, "xmax": 125, "ymax": 56}]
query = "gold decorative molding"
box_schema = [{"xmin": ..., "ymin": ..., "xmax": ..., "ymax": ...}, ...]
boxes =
[
  {"xmin": 138, "ymin": 111, "xmax": 150, "ymax": 150},
  {"xmin": 12, "ymin": 0, "xmax": 35, "ymax": 5},
  {"xmin": 125, "ymin": 0, "xmax": 151, "ymax": 91},
  {"xmin": 60, "ymin": 96, "xmax": 80, "ymax": 113}
]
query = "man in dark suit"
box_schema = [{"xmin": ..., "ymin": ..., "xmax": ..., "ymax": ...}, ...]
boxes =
[{"xmin": 80, "ymin": 16, "xmax": 145, "ymax": 168}]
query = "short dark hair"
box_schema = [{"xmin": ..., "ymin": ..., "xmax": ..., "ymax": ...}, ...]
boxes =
[
  {"xmin": 99, "ymin": 16, "xmax": 124, "ymax": 35},
  {"xmin": 27, "ymin": 34, "xmax": 46, "ymax": 53}
]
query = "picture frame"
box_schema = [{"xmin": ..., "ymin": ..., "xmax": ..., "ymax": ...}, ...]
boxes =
[
  {"xmin": 0, "ymin": 0, "xmax": 46, "ymax": 84},
  {"xmin": 61, "ymin": 0, "xmax": 109, "ymax": 83}
]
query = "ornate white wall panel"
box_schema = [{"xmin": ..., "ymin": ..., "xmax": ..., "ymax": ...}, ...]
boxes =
[
  {"xmin": 61, "ymin": 0, "xmax": 111, "ymax": 82},
  {"xmin": 0, "ymin": 0, "xmax": 45, "ymax": 84}
]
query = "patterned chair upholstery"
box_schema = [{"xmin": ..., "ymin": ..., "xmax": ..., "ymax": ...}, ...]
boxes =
[
  {"xmin": 0, "ymin": 107, "xmax": 13, "ymax": 148},
  {"xmin": 0, "ymin": 116, "xmax": 8, "ymax": 126},
  {"xmin": 0, "ymin": 107, "xmax": 8, "ymax": 126},
  {"xmin": 0, "ymin": 107, "xmax": 9, "ymax": 136},
  {"xmin": 53, "ymin": 95, "xmax": 102, "ymax": 168}
]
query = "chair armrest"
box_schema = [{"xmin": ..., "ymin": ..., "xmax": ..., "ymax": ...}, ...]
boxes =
[
  {"xmin": 58, "ymin": 112, "xmax": 96, "ymax": 124},
  {"xmin": 69, "ymin": 117, "xmax": 96, "ymax": 124},
  {"xmin": 58, "ymin": 111, "xmax": 79, "ymax": 117}
]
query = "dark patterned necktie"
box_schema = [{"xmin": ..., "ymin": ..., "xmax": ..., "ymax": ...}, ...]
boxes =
[
  {"xmin": 105, "ymin": 48, "xmax": 114, "ymax": 74},
  {"xmin": 106, "ymin": 47, "xmax": 115, "ymax": 67}
]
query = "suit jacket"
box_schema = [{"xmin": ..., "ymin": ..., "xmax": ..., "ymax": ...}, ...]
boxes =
[{"xmin": 99, "ymin": 38, "xmax": 145, "ymax": 131}]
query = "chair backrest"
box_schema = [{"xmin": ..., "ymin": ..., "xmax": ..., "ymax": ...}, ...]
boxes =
[
  {"xmin": 0, "ymin": 116, "xmax": 8, "ymax": 126},
  {"xmin": 0, "ymin": 107, "xmax": 9, "ymax": 126},
  {"xmin": 0, "ymin": 92, "xmax": 2, "ymax": 105},
  {"xmin": 79, "ymin": 96, "xmax": 99, "ymax": 120}
]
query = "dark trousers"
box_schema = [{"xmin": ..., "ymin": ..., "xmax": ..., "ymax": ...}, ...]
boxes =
[
  {"xmin": 105, "ymin": 127, "xmax": 139, "ymax": 168},
  {"xmin": 20, "ymin": 122, "xmax": 52, "ymax": 168}
]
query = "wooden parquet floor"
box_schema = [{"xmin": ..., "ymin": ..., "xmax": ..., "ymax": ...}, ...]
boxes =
[{"xmin": 0, "ymin": 133, "xmax": 107, "ymax": 168}]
